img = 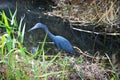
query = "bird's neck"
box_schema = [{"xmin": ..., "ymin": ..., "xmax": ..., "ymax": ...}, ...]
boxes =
[{"xmin": 44, "ymin": 27, "xmax": 55, "ymax": 40}]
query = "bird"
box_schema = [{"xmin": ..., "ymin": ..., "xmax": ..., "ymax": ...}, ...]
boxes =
[{"xmin": 28, "ymin": 23, "xmax": 75, "ymax": 55}]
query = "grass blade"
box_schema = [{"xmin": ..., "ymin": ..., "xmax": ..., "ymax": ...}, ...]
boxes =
[
  {"xmin": 21, "ymin": 23, "xmax": 26, "ymax": 43},
  {"xmin": 35, "ymin": 71, "xmax": 64, "ymax": 78}
]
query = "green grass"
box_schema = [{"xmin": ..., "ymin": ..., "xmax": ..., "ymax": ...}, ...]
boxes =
[{"xmin": 0, "ymin": 8, "xmax": 119, "ymax": 80}]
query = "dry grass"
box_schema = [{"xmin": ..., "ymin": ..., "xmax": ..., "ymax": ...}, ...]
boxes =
[{"xmin": 51, "ymin": 0, "xmax": 120, "ymax": 31}]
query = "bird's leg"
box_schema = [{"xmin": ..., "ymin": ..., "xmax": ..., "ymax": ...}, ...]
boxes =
[{"xmin": 55, "ymin": 43, "xmax": 61, "ymax": 51}]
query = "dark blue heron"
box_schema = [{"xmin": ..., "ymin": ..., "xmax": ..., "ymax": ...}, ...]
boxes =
[{"xmin": 28, "ymin": 23, "xmax": 75, "ymax": 55}]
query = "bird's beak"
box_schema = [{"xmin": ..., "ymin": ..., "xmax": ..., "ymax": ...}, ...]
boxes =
[
  {"xmin": 28, "ymin": 25, "xmax": 38, "ymax": 32},
  {"xmin": 27, "ymin": 28, "xmax": 33, "ymax": 32}
]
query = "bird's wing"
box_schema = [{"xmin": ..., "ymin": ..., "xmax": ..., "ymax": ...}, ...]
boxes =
[{"xmin": 55, "ymin": 36, "xmax": 74, "ymax": 50}]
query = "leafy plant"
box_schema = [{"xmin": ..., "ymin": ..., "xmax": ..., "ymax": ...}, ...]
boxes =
[{"xmin": 0, "ymin": 8, "xmax": 28, "ymax": 79}]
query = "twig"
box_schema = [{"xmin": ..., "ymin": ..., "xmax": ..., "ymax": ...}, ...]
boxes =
[
  {"xmin": 73, "ymin": 46, "xmax": 95, "ymax": 59},
  {"xmin": 71, "ymin": 26, "xmax": 120, "ymax": 36}
]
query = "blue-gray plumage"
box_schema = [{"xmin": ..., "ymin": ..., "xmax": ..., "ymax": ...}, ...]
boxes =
[{"xmin": 28, "ymin": 23, "xmax": 75, "ymax": 55}]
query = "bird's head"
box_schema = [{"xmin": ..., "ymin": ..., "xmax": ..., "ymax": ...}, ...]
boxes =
[{"xmin": 28, "ymin": 23, "xmax": 47, "ymax": 32}]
